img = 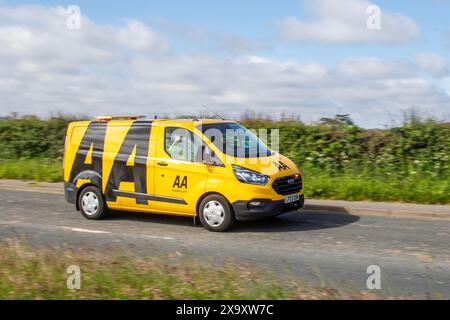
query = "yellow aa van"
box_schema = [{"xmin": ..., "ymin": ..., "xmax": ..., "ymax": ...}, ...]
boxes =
[{"xmin": 63, "ymin": 116, "xmax": 304, "ymax": 232}]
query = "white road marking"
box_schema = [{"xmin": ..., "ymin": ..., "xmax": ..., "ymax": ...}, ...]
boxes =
[
  {"xmin": 60, "ymin": 226, "xmax": 175, "ymax": 240},
  {"xmin": 0, "ymin": 220, "xmax": 19, "ymax": 225},
  {"xmin": 62, "ymin": 227, "xmax": 111, "ymax": 234},
  {"xmin": 145, "ymin": 235, "xmax": 175, "ymax": 241}
]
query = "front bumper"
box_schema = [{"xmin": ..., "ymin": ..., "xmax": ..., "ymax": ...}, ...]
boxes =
[{"xmin": 232, "ymin": 195, "xmax": 304, "ymax": 221}]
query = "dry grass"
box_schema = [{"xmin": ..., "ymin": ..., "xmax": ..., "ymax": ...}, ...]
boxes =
[{"xmin": 0, "ymin": 239, "xmax": 401, "ymax": 300}]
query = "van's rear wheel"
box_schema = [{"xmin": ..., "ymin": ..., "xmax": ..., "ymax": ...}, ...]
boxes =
[
  {"xmin": 199, "ymin": 195, "xmax": 235, "ymax": 232},
  {"xmin": 78, "ymin": 186, "xmax": 108, "ymax": 220}
]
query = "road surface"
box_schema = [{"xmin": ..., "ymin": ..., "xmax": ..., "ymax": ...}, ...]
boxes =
[{"xmin": 0, "ymin": 188, "xmax": 449, "ymax": 298}]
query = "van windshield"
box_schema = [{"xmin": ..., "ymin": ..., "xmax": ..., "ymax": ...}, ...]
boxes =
[{"xmin": 198, "ymin": 123, "xmax": 273, "ymax": 158}]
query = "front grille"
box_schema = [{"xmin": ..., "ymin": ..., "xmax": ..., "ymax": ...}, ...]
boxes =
[{"xmin": 272, "ymin": 175, "xmax": 303, "ymax": 195}]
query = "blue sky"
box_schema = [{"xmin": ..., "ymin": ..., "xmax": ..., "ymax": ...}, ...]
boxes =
[
  {"xmin": 1, "ymin": 0, "xmax": 449, "ymax": 127},
  {"xmin": 5, "ymin": 0, "xmax": 450, "ymax": 62},
  {"xmin": 4, "ymin": 0, "xmax": 450, "ymax": 58}
]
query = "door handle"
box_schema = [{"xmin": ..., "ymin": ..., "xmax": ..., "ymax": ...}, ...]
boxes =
[{"xmin": 157, "ymin": 162, "xmax": 169, "ymax": 167}]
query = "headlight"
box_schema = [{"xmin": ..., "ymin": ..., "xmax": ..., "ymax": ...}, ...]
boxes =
[{"xmin": 232, "ymin": 165, "xmax": 269, "ymax": 186}]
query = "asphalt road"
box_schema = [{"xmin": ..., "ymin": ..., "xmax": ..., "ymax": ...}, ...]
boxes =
[{"xmin": 0, "ymin": 189, "xmax": 449, "ymax": 298}]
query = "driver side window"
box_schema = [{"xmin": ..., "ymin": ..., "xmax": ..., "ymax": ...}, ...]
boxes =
[{"xmin": 164, "ymin": 127, "xmax": 203, "ymax": 163}]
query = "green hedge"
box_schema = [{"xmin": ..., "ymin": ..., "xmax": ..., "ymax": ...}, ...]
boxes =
[
  {"xmin": 1, "ymin": 115, "xmax": 449, "ymax": 203},
  {"xmin": 0, "ymin": 116, "xmax": 72, "ymax": 159},
  {"xmin": 243, "ymin": 115, "xmax": 450, "ymax": 179}
]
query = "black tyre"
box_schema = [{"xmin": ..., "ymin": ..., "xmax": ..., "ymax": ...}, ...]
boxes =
[
  {"xmin": 78, "ymin": 186, "xmax": 108, "ymax": 220},
  {"xmin": 198, "ymin": 194, "xmax": 235, "ymax": 232}
]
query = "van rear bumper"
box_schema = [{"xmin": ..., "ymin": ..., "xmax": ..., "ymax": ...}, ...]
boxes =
[
  {"xmin": 232, "ymin": 195, "xmax": 304, "ymax": 221},
  {"xmin": 64, "ymin": 181, "xmax": 78, "ymax": 204}
]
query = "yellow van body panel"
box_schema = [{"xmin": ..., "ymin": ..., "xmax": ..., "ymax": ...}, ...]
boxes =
[
  {"xmin": 64, "ymin": 122, "xmax": 90, "ymax": 182},
  {"xmin": 205, "ymin": 154, "xmax": 304, "ymax": 204},
  {"xmin": 63, "ymin": 118, "xmax": 304, "ymax": 220}
]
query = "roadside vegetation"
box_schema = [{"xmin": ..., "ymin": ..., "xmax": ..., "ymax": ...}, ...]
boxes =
[
  {"xmin": 0, "ymin": 158, "xmax": 62, "ymax": 182},
  {"xmin": 0, "ymin": 114, "xmax": 449, "ymax": 204},
  {"xmin": 245, "ymin": 113, "xmax": 450, "ymax": 204},
  {"xmin": 0, "ymin": 239, "xmax": 389, "ymax": 300}
]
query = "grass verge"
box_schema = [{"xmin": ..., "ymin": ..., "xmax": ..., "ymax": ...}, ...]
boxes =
[
  {"xmin": 304, "ymin": 167, "xmax": 450, "ymax": 204},
  {"xmin": 0, "ymin": 239, "xmax": 383, "ymax": 300},
  {"xmin": 0, "ymin": 158, "xmax": 62, "ymax": 182}
]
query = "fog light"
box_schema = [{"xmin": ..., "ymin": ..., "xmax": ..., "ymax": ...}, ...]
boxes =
[{"xmin": 249, "ymin": 200, "xmax": 264, "ymax": 207}]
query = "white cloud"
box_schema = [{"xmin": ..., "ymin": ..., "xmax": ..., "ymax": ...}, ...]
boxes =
[
  {"xmin": 442, "ymin": 77, "xmax": 450, "ymax": 96},
  {"xmin": 415, "ymin": 53, "xmax": 448, "ymax": 77},
  {"xmin": 336, "ymin": 57, "xmax": 412, "ymax": 78},
  {"xmin": 116, "ymin": 20, "xmax": 170, "ymax": 54},
  {"xmin": 152, "ymin": 18, "xmax": 271, "ymax": 55},
  {"xmin": 279, "ymin": 0, "xmax": 420, "ymax": 44},
  {"xmin": 0, "ymin": 5, "xmax": 170, "ymax": 62},
  {"xmin": 215, "ymin": 33, "xmax": 272, "ymax": 54},
  {"xmin": 0, "ymin": 5, "xmax": 448, "ymax": 127}
]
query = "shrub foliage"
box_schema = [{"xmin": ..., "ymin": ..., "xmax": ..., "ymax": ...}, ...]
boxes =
[{"xmin": 1, "ymin": 114, "xmax": 449, "ymax": 203}]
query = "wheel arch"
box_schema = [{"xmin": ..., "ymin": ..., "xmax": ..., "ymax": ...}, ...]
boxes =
[
  {"xmin": 196, "ymin": 191, "xmax": 234, "ymax": 217},
  {"xmin": 72, "ymin": 170, "xmax": 103, "ymax": 211}
]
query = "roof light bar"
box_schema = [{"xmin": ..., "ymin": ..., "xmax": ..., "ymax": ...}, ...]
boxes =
[{"xmin": 95, "ymin": 116, "xmax": 141, "ymax": 122}]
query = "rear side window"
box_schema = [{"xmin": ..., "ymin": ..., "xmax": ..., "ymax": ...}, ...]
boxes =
[{"xmin": 164, "ymin": 127, "xmax": 204, "ymax": 163}]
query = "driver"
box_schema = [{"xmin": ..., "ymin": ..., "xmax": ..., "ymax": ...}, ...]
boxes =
[{"xmin": 168, "ymin": 135, "xmax": 187, "ymax": 161}]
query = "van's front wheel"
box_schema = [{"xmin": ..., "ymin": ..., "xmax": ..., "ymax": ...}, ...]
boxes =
[
  {"xmin": 78, "ymin": 186, "xmax": 108, "ymax": 220},
  {"xmin": 199, "ymin": 195, "xmax": 235, "ymax": 232}
]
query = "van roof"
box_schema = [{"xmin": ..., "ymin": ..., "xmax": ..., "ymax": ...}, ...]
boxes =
[
  {"xmin": 69, "ymin": 117, "xmax": 236, "ymax": 126},
  {"xmin": 159, "ymin": 119, "xmax": 234, "ymax": 124}
]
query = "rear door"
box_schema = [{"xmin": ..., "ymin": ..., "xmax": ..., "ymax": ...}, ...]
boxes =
[{"xmin": 153, "ymin": 123, "xmax": 208, "ymax": 215}]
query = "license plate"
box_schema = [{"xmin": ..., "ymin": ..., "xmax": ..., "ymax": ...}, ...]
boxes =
[{"xmin": 284, "ymin": 194, "xmax": 300, "ymax": 204}]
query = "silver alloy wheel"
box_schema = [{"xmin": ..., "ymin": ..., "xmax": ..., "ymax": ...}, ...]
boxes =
[
  {"xmin": 81, "ymin": 192, "xmax": 99, "ymax": 216},
  {"xmin": 203, "ymin": 200, "xmax": 225, "ymax": 227}
]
